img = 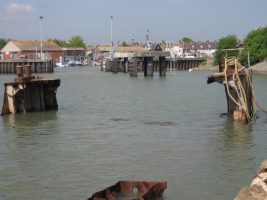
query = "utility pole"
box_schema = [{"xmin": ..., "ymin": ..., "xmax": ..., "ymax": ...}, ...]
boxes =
[
  {"xmin": 39, "ymin": 16, "xmax": 43, "ymax": 60},
  {"xmin": 110, "ymin": 16, "xmax": 113, "ymax": 46}
]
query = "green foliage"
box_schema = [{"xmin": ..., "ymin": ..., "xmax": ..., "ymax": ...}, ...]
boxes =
[
  {"xmin": 48, "ymin": 38, "xmax": 68, "ymax": 47},
  {"xmin": 213, "ymin": 34, "xmax": 239, "ymax": 65},
  {"xmin": 121, "ymin": 41, "xmax": 128, "ymax": 47},
  {"xmin": 0, "ymin": 38, "xmax": 9, "ymax": 49},
  {"xmin": 182, "ymin": 37, "xmax": 193, "ymax": 42},
  {"xmin": 68, "ymin": 35, "xmax": 86, "ymax": 48},
  {"xmin": 240, "ymin": 26, "xmax": 267, "ymax": 66}
]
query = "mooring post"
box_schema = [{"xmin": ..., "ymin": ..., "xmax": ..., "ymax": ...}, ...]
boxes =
[
  {"xmin": 144, "ymin": 57, "xmax": 153, "ymax": 77},
  {"xmin": 207, "ymin": 57, "xmax": 255, "ymax": 123},
  {"xmin": 111, "ymin": 59, "xmax": 118, "ymax": 73},
  {"xmin": 159, "ymin": 56, "xmax": 166, "ymax": 77},
  {"xmin": 124, "ymin": 57, "xmax": 128, "ymax": 73},
  {"xmin": 128, "ymin": 58, "xmax": 138, "ymax": 77}
]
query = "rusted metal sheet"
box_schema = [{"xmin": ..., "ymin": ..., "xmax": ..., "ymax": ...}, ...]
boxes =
[{"xmin": 88, "ymin": 181, "xmax": 167, "ymax": 200}]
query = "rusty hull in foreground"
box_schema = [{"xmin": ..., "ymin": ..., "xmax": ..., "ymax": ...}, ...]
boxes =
[{"xmin": 88, "ymin": 181, "xmax": 167, "ymax": 200}]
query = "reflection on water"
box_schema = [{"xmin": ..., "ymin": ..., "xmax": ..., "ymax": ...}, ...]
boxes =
[{"xmin": 0, "ymin": 67, "xmax": 267, "ymax": 200}]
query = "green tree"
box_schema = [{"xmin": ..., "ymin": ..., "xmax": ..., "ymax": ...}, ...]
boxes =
[
  {"xmin": 182, "ymin": 37, "xmax": 193, "ymax": 42},
  {"xmin": 240, "ymin": 26, "xmax": 267, "ymax": 66},
  {"xmin": 0, "ymin": 38, "xmax": 8, "ymax": 49},
  {"xmin": 121, "ymin": 41, "xmax": 128, "ymax": 47},
  {"xmin": 68, "ymin": 35, "xmax": 86, "ymax": 48},
  {"xmin": 213, "ymin": 34, "xmax": 239, "ymax": 65},
  {"xmin": 48, "ymin": 38, "xmax": 68, "ymax": 47}
]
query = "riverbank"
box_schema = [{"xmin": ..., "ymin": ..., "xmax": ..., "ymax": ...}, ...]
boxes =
[
  {"xmin": 250, "ymin": 59, "xmax": 267, "ymax": 74},
  {"xmin": 194, "ymin": 59, "xmax": 267, "ymax": 74}
]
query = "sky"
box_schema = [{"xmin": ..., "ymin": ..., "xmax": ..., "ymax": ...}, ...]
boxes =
[{"xmin": 0, "ymin": 0, "xmax": 266, "ymax": 45}]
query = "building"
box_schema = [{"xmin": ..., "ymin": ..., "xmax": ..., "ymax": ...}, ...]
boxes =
[
  {"xmin": 182, "ymin": 41, "xmax": 217, "ymax": 58},
  {"xmin": 1, "ymin": 40, "xmax": 64, "ymax": 62},
  {"xmin": 170, "ymin": 43, "xmax": 184, "ymax": 58},
  {"xmin": 62, "ymin": 47, "xmax": 85, "ymax": 61},
  {"xmin": 170, "ymin": 41, "xmax": 217, "ymax": 58},
  {"xmin": 86, "ymin": 44, "xmax": 146, "ymax": 61}
]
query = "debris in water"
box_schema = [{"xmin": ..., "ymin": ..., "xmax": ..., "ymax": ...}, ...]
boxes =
[{"xmin": 87, "ymin": 181, "xmax": 167, "ymax": 200}]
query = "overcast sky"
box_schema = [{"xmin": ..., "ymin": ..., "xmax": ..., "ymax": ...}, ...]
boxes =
[{"xmin": 0, "ymin": 0, "xmax": 266, "ymax": 44}]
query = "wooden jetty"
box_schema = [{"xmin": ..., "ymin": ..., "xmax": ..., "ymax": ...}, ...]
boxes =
[
  {"xmin": 1, "ymin": 65, "xmax": 60, "ymax": 115},
  {"xmin": 0, "ymin": 59, "xmax": 54, "ymax": 74},
  {"xmin": 207, "ymin": 57, "xmax": 254, "ymax": 123},
  {"xmin": 102, "ymin": 51, "xmax": 205, "ymax": 76}
]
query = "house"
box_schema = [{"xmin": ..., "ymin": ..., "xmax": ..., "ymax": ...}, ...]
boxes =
[
  {"xmin": 62, "ymin": 47, "xmax": 85, "ymax": 61},
  {"xmin": 182, "ymin": 41, "xmax": 217, "ymax": 58},
  {"xmin": 170, "ymin": 41, "xmax": 217, "ymax": 58},
  {"xmin": 196, "ymin": 42, "xmax": 217, "ymax": 58},
  {"xmin": 1, "ymin": 40, "xmax": 64, "ymax": 62},
  {"xmin": 170, "ymin": 43, "xmax": 184, "ymax": 58}
]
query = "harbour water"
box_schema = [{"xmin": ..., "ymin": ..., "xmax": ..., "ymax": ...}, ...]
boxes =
[{"xmin": 0, "ymin": 67, "xmax": 267, "ymax": 200}]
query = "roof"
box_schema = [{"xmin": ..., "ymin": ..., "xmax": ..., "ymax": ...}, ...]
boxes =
[
  {"xmin": 3, "ymin": 40, "xmax": 63, "ymax": 52},
  {"xmin": 97, "ymin": 45, "xmax": 113, "ymax": 52},
  {"xmin": 116, "ymin": 46, "xmax": 145, "ymax": 53},
  {"xmin": 62, "ymin": 47, "xmax": 84, "ymax": 51},
  {"xmin": 96, "ymin": 45, "xmax": 145, "ymax": 53},
  {"xmin": 182, "ymin": 41, "xmax": 217, "ymax": 50}
]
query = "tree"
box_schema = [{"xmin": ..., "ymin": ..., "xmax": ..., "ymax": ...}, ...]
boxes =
[
  {"xmin": 213, "ymin": 34, "xmax": 239, "ymax": 65},
  {"xmin": 0, "ymin": 38, "xmax": 8, "ymax": 49},
  {"xmin": 121, "ymin": 41, "xmax": 128, "ymax": 47},
  {"xmin": 48, "ymin": 38, "xmax": 68, "ymax": 47},
  {"xmin": 240, "ymin": 26, "xmax": 267, "ymax": 66},
  {"xmin": 68, "ymin": 35, "xmax": 86, "ymax": 48},
  {"xmin": 182, "ymin": 37, "xmax": 193, "ymax": 43}
]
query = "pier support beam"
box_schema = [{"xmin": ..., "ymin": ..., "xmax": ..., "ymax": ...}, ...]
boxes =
[
  {"xmin": 144, "ymin": 57, "xmax": 153, "ymax": 77},
  {"xmin": 129, "ymin": 58, "xmax": 138, "ymax": 77},
  {"xmin": 159, "ymin": 57, "xmax": 166, "ymax": 77}
]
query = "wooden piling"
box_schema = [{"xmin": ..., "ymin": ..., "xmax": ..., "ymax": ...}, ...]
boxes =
[
  {"xmin": 0, "ymin": 60, "xmax": 54, "ymax": 74},
  {"xmin": 1, "ymin": 65, "xmax": 60, "ymax": 115},
  {"xmin": 159, "ymin": 57, "xmax": 166, "ymax": 77},
  {"xmin": 207, "ymin": 57, "xmax": 255, "ymax": 123}
]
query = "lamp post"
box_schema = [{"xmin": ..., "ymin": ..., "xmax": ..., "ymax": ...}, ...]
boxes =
[
  {"xmin": 39, "ymin": 16, "xmax": 43, "ymax": 60},
  {"xmin": 110, "ymin": 16, "xmax": 113, "ymax": 46}
]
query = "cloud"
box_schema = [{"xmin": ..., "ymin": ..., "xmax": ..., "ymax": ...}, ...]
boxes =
[{"xmin": 6, "ymin": 3, "xmax": 33, "ymax": 14}]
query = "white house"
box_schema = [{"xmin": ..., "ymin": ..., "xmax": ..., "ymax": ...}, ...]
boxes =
[
  {"xmin": 170, "ymin": 43, "xmax": 184, "ymax": 58},
  {"xmin": 170, "ymin": 41, "xmax": 217, "ymax": 58}
]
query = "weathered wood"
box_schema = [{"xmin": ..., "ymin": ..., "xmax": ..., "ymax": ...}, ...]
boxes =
[
  {"xmin": 144, "ymin": 57, "xmax": 153, "ymax": 77},
  {"xmin": 0, "ymin": 60, "xmax": 54, "ymax": 74},
  {"xmin": 128, "ymin": 58, "xmax": 138, "ymax": 77},
  {"xmin": 159, "ymin": 57, "xmax": 166, "ymax": 76},
  {"xmin": 207, "ymin": 58, "xmax": 254, "ymax": 122},
  {"xmin": 1, "ymin": 78, "xmax": 60, "ymax": 115}
]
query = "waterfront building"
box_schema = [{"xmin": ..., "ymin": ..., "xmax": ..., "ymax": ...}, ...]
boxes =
[
  {"xmin": 1, "ymin": 40, "xmax": 64, "ymax": 63},
  {"xmin": 170, "ymin": 41, "xmax": 217, "ymax": 58},
  {"xmin": 62, "ymin": 47, "xmax": 85, "ymax": 61}
]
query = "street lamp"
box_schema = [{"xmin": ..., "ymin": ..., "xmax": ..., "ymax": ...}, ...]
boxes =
[
  {"xmin": 110, "ymin": 16, "xmax": 113, "ymax": 46},
  {"xmin": 39, "ymin": 16, "xmax": 43, "ymax": 60}
]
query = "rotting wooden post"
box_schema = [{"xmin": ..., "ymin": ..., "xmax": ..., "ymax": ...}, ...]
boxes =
[
  {"xmin": 111, "ymin": 58, "xmax": 118, "ymax": 73},
  {"xmin": 124, "ymin": 57, "xmax": 128, "ymax": 73},
  {"xmin": 159, "ymin": 56, "xmax": 166, "ymax": 77},
  {"xmin": 207, "ymin": 57, "xmax": 255, "ymax": 123},
  {"xmin": 128, "ymin": 58, "xmax": 138, "ymax": 77},
  {"xmin": 1, "ymin": 67, "xmax": 60, "ymax": 115},
  {"xmin": 144, "ymin": 57, "xmax": 153, "ymax": 77}
]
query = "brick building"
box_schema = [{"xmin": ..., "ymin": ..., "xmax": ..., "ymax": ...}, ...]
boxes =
[{"xmin": 1, "ymin": 40, "xmax": 64, "ymax": 62}]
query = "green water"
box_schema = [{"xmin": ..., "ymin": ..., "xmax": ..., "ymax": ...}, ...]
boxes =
[{"xmin": 0, "ymin": 68, "xmax": 267, "ymax": 200}]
